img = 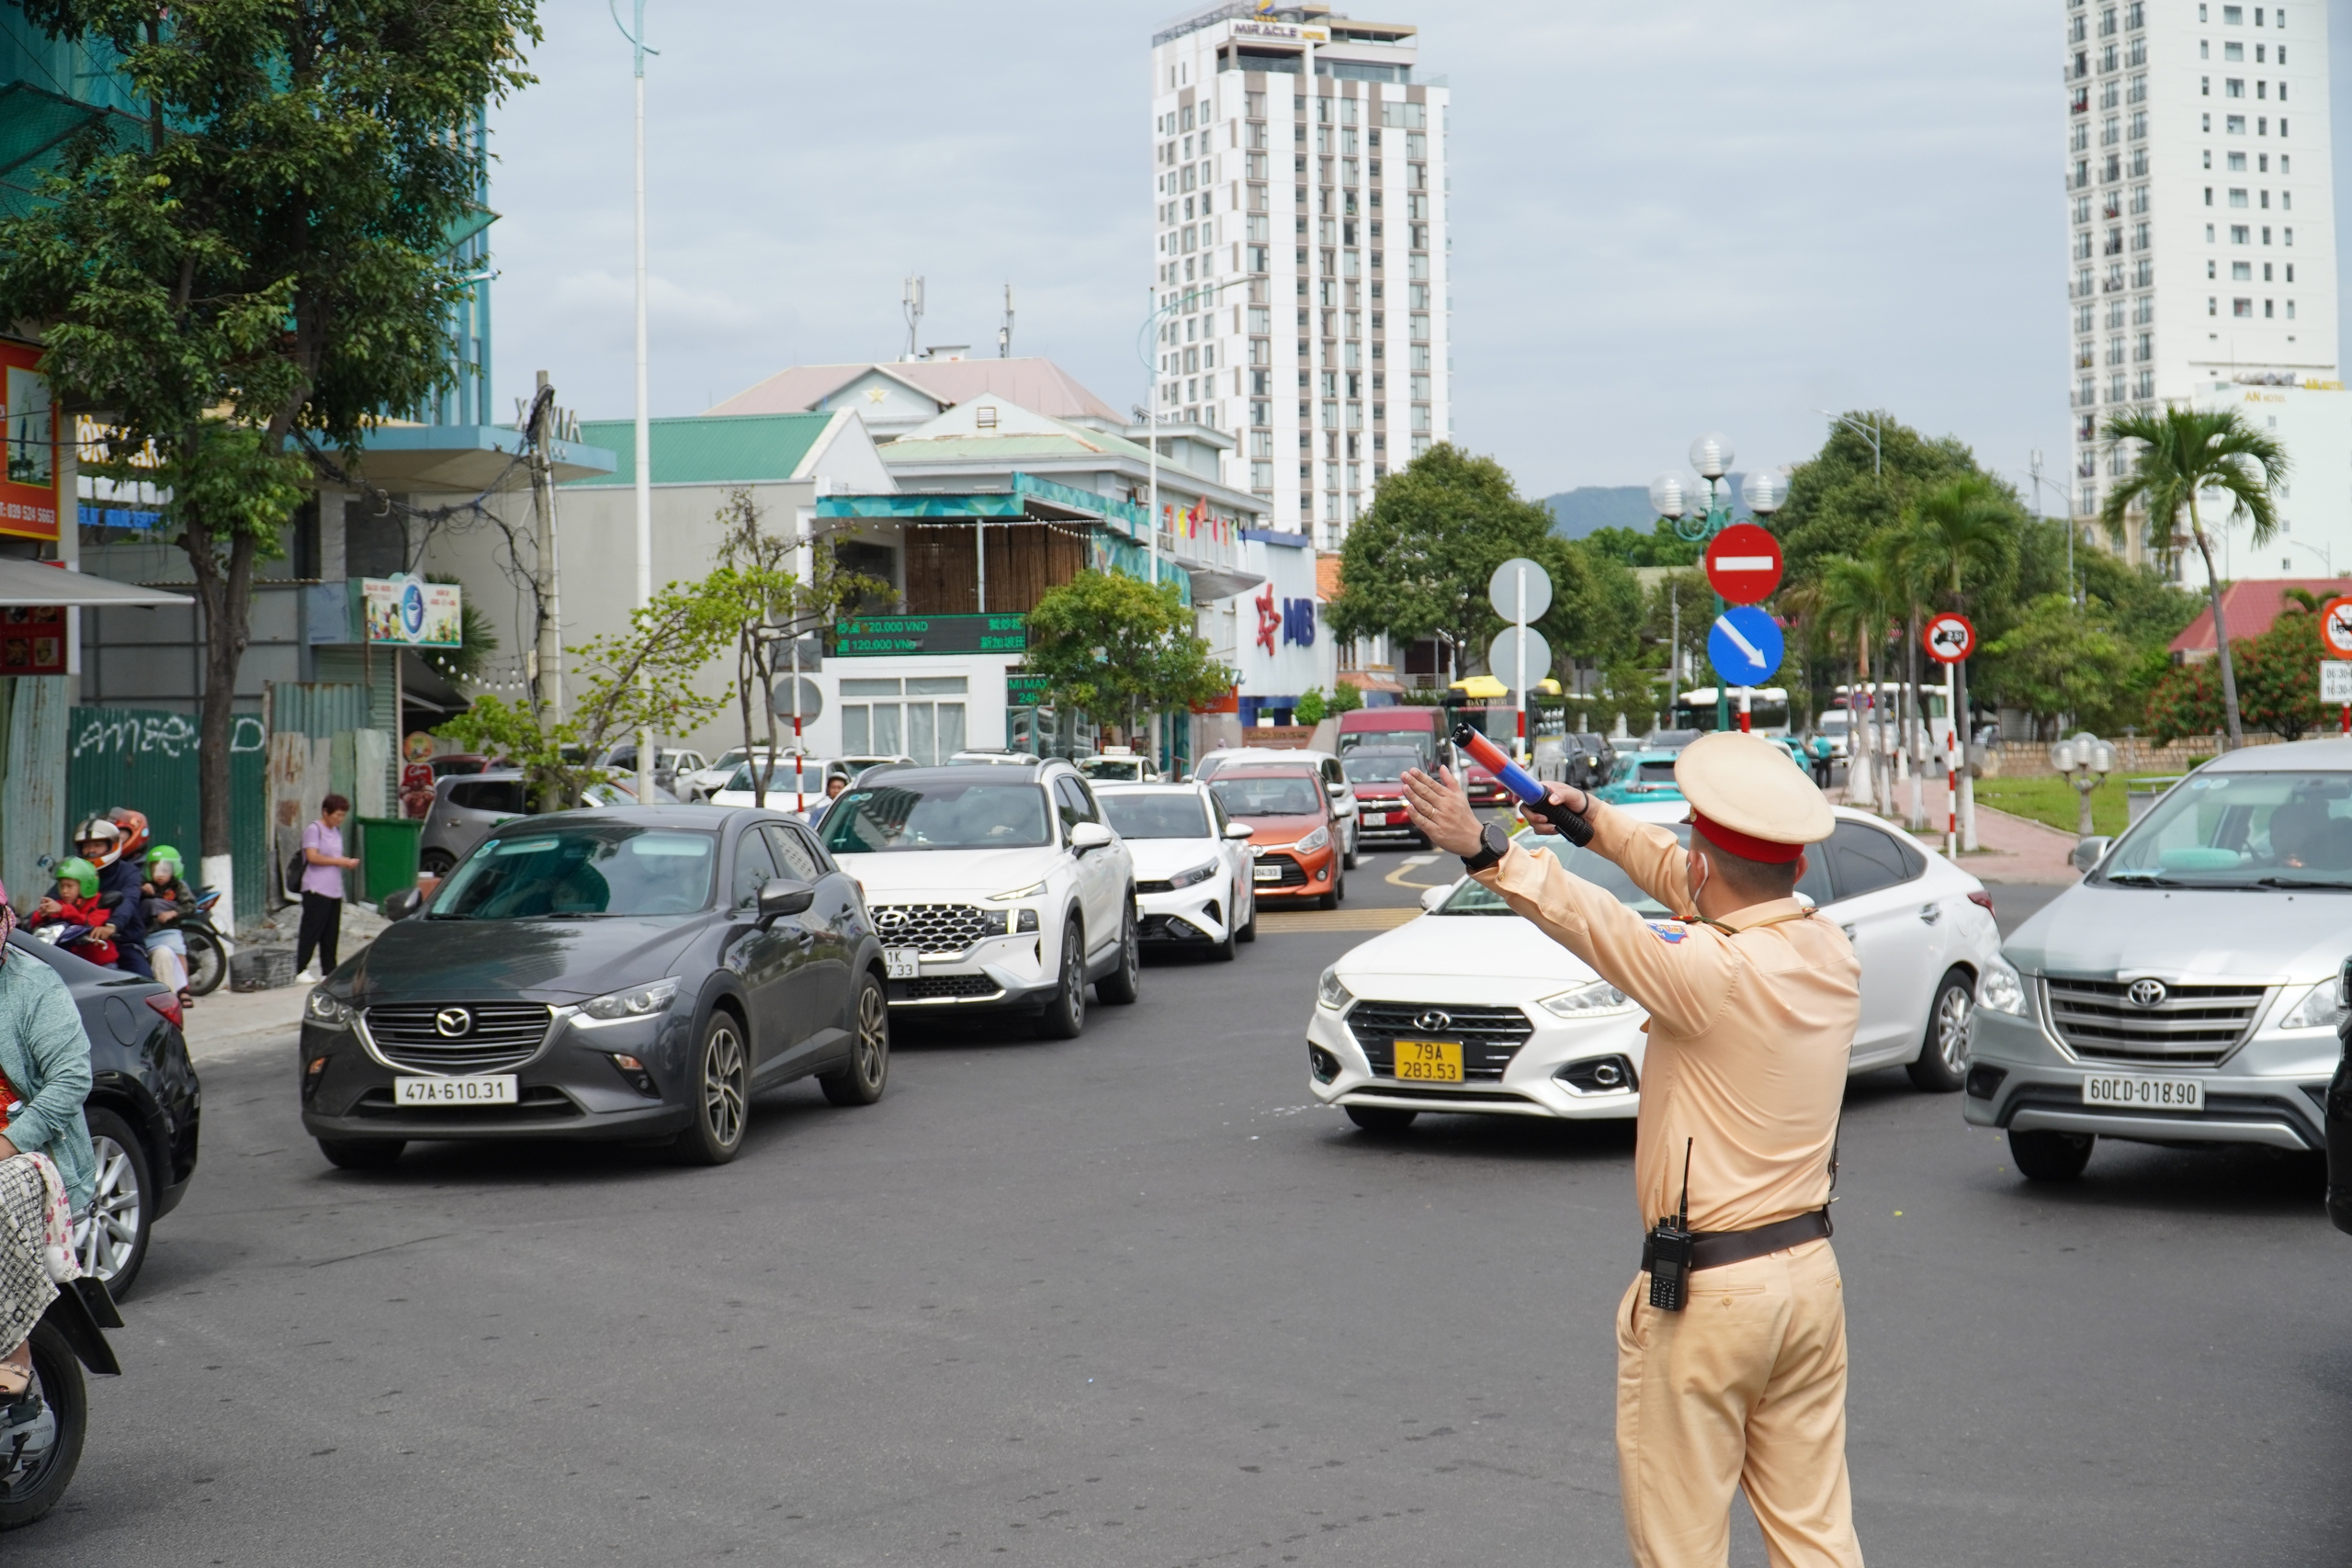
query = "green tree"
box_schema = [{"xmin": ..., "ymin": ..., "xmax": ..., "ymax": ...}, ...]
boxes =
[
  {"xmin": 1816, "ymin": 553, "xmax": 1904, "ymax": 815},
  {"xmin": 2232, "ymin": 603, "xmax": 2328, "ymax": 742},
  {"xmin": 1326, "ymin": 680, "xmax": 1364, "ymax": 715},
  {"xmin": 1975, "ymin": 593, "xmax": 2139, "ymax": 738},
  {"xmin": 1773, "ymin": 412, "xmax": 1986, "ymax": 588},
  {"xmin": 0, "ymin": 0, "xmax": 540, "ymax": 874},
  {"xmin": 1024, "ymin": 570, "xmax": 1232, "ymax": 742},
  {"xmin": 1582, "ymin": 518, "xmax": 1705, "ymax": 568},
  {"xmin": 1293, "ymin": 687, "xmax": 1329, "ymax": 726},
  {"xmin": 2098, "ymin": 406, "xmax": 2287, "ymax": 750},
  {"xmin": 2144, "ymin": 659, "xmax": 2223, "ymax": 745}
]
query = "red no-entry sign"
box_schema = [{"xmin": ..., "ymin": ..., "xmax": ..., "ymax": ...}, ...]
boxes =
[
  {"xmin": 2320, "ymin": 596, "xmax": 2352, "ymax": 659},
  {"xmin": 1702, "ymin": 524, "xmax": 1783, "ymax": 606},
  {"xmin": 1924, "ymin": 613, "xmax": 1977, "ymax": 665}
]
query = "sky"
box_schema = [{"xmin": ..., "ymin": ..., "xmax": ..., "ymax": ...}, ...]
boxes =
[{"xmin": 479, "ymin": 1, "xmax": 2338, "ymax": 512}]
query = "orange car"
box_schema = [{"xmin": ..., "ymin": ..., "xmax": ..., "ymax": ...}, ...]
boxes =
[{"xmin": 1206, "ymin": 764, "xmax": 1346, "ymax": 909}]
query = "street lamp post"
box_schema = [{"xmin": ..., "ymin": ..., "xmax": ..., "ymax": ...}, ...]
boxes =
[
  {"xmin": 2050, "ymin": 730, "xmax": 2116, "ymax": 840},
  {"xmin": 615, "ymin": 0, "xmax": 658, "ymax": 806}
]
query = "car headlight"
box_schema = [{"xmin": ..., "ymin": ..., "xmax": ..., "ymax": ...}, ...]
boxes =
[
  {"xmin": 989, "ymin": 880, "xmax": 1049, "ymax": 902},
  {"xmin": 1537, "ymin": 979, "xmax": 1638, "ymax": 1019},
  {"xmin": 1295, "ymin": 825, "xmax": 1331, "ymax": 853},
  {"xmin": 577, "ymin": 976, "xmax": 682, "ymax": 1024},
  {"xmin": 305, "ymin": 988, "xmax": 355, "ymax": 1032},
  {"xmin": 2277, "ymin": 981, "xmax": 2348, "ymax": 1032},
  {"xmin": 1168, "ymin": 862, "xmax": 1218, "ymax": 888},
  {"xmin": 1977, "ymin": 954, "xmax": 2029, "ymax": 1018},
  {"xmin": 1317, "ymin": 966, "xmax": 1353, "ymax": 1012}
]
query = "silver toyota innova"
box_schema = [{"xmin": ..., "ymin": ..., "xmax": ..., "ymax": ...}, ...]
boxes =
[{"xmin": 1964, "ymin": 737, "xmax": 2352, "ymax": 1179}]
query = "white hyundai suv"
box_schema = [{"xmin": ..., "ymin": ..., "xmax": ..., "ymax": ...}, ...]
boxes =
[{"xmin": 813, "ymin": 758, "xmax": 1139, "ymax": 1038}]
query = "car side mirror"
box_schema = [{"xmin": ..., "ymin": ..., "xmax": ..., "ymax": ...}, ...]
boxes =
[
  {"xmin": 1223, "ymin": 821, "xmax": 1255, "ymax": 840},
  {"xmin": 1419, "ymin": 884, "xmax": 1451, "ymax": 913},
  {"xmin": 1327, "ymin": 780, "xmax": 1345, "ymax": 795},
  {"xmin": 382, "ymin": 887, "xmax": 424, "ymax": 921},
  {"xmin": 757, "ymin": 877, "xmax": 816, "ymax": 923},
  {"xmin": 1069, "ymin": 821, "xmax": 1114, "ymax": 853},
  {"xmin": 2070, "ymin": 836, "xmax": 2113, "ymax": 874}
]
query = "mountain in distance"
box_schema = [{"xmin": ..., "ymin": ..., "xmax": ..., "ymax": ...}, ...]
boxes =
[{"xmin": 1544, "ymin": 479, "xmax": 1752, "ymax": 538}]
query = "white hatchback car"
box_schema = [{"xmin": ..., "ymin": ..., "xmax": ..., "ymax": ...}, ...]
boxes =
[
  {"xmin": 1306, "ymin": 804, "xmax": 2003, "ymax": 1131},
  {"xmin": 711, "ymin": 756, "xmax": 849, "ymax": 811},
  {"xmin": 1094, "ymin": 782, "xmax": 1258, "ymax": 960},
  {"xmin": 815, "ymin": 757, "xmax": 1139, "ymax": 1038}
]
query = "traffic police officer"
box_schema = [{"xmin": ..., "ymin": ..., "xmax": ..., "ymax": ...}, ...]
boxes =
[{"xmin": 1402, "ymin": 731, "xmax": 1862, "ymax": 1568}]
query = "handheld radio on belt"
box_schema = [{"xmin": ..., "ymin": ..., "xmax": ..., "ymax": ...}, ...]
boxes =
[
  {"xmin": 1647, "ymin": 1139, "xmax": 1696, "ymax": 1312},
  {"xmin": 1450, "ymin": 724, "xmax": 1594, "ymax": 846}
]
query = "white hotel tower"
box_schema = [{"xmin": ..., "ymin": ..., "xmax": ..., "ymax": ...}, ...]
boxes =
[
  {"xmin": 1150, "ymin": 4, "xmax": 1451, "ymax": 547},
  {"xmin": 2066, "ymin": 0, "xmax": 2342, "ymax": 569}
]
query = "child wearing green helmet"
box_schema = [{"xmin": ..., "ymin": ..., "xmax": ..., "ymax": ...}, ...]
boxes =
[
  {"xmin": 30, "ymin": 858, "xmax": 119, "ymax": 967},
  {"xmin": 142, "ymin": 844, "xmax": 193, "ymax": 1004}
]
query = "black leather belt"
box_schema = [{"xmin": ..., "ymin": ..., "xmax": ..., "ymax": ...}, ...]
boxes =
[{"xmin": 1641, "ymin": 1208, "xmax": 1832, "ymax": 1275}]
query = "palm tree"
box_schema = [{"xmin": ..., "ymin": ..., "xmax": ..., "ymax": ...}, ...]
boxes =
[
  {"xmin": 1819, "ymin": 555, "xmax": 1902, "ymax": 815},
  {"xmin": 1868, "ymin": 529, "xmax": 1935, "ymax": 827},
  {"xmin": 2098, "ymin": 406, "xmax": 2287, "ymax": 749},
  {"xmin": 1900, "ymin": 476, "xmax": 2018, "ymax": 847}
]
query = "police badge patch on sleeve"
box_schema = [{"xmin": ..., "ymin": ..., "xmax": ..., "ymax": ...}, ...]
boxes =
[{"xmin": 1646, "ymin": 922, "xmax": 1687, "ymax": 943}]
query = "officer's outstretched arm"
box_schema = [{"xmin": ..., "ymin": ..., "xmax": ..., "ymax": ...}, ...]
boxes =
[
  {"xmin": 1473, "ymin": 845, "xmax": 1729, "ymax": 1038},
  {"xmin": 1581, "ymin": 799, "xmax": 1698, "ymax": 920}
]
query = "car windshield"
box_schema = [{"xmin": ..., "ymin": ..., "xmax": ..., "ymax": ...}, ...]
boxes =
[
  {"xmin": 1100, "ymin": 793, "xmax": 1210, "ymax": 840},
  {"xmin": 727, "ymin": 760, "xmax": 831, "ymax": 793},
  {"xmin": 2099, "ymin": 771, "xmax": 2352, "ymax": 888},
  {"xmin": 1208, "ymin": 773, "xmax": 1323, "ymax": 818},
  {"xmin": 428, "ymin": 827, "xmax": 717, "ymax": 919},
  {"xmin": 1611, "ymin": 756, "xmax": 1679, "ymax": 784},
  {"xmin": 1437, "ymin": 827, "xmax": 1692, "ymax": 917},
  {"xmin": 1343, "ymin": 750, "xmax": 1418, "ymax": 784},
  {"xmin": 1080, "ymin": 759, "xmax": 1146, "ymax": 781},
  {"xmin": 819, "ymin": 781, "xmax": 1052, "ymax": 852}
]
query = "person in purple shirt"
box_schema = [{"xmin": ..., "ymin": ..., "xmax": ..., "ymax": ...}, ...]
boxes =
[{"xmin": 295, "ymin": 794, "xmax": 361, "ymax": 983}]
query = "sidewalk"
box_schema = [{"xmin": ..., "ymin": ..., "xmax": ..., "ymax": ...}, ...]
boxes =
[
  {"xmin": 187, "ymin": 900, "xmax": 391, "ymax": 1064},
  {"xmin": 1833, "ymin": 774, "xmax": 2083, "ymax": 886}
]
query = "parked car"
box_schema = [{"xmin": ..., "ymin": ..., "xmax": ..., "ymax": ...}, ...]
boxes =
[
  {"xmin": 1206, "ymin": 762, "xmax": 1346, "ymax": 910},
  {"xmin": 1077, "ymin": 748, "xmax": 1158, "ymax": 784},
  {"xmin": 418, "ymin": 771, "xmax": 528, "ymax": 877},
  {"xmin": 1095, "ymin": 782, "xmax": 1256, "ymax": 959},
  {"xmin": 598, "ymin": 745, "xmax": 707, "ymax": 798},
  {"xmin": 840, "ymin": 753, "xmax": 916, "ymax": 782},
  {"xmin": 2330, "ymin": 956, "xmax": 2352, "ymax": 1235},
  {"xmin": 1193, "ymin": 747, "xmax": 1361, "ymax": 867},
  {"xmin": 680, "ymin": 747, "xmax": 780, "ymax": 802},
  {"xmin": 815, "ymin": 757, "xmax": 1139, "ymax": 1037},
  {"xmin": 1342, "ymin": 747, "xmax": 1426, "ymax": 848},
  {"xmin": 1966, "ymin": 738, "xmax": 2352, "ymax": 1179},
  {"xmin": 301, "ymin": 806, "xmax": 888, "ymax": 1168},
  {"xmin": 11, "ymin": 932, "xmax": 200, "ymax": 1297},
  {"xmin": 1306, "ymin": 805, "xmax": 2000, "ymax": 1132},
  {"xmin": 1338, "ymin": 706, "xmax": 1442, "ymax": 776},
  {"xmin": 1589, "ymin": 750, "xmax": 1688, "ymax": 807},
  {"xmin": 1563, "ymin": 732, "xmax": 1619, "ymax": 792},
  {"xmin": 428, "ymin": 752, "xmax": 496, "ymax": 780},
  {"xmin": 711, "ymin": 756, "xmax": 850, "ymax": 810}
]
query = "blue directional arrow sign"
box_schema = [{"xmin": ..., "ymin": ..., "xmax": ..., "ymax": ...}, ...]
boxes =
[{"xmin": 1708, "ymin": 604, "xmax": 1783, "ymax": 686}]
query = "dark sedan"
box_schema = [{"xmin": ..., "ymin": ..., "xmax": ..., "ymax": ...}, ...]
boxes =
[
  {"xmin": 2331, "ymin": 957, "xmax": 2352, "ymax": 1235},
  {"xmin": 10, "ymin": 932, "xmax": 200, "ymax": 1298},
  {"xmin": 299, "ymin": 806, "xmax": 890, "ymax": 1168}
]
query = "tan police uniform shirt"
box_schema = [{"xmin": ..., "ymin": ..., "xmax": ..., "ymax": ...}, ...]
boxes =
[{"xmin": 1471, "ymin": 801, "xmax": 1860, "ymax": 1235}]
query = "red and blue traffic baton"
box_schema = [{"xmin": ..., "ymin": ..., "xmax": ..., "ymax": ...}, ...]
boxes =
[{"xmin": 1451, "ymin": 724, "xmax": 1594, "ymax": 847}]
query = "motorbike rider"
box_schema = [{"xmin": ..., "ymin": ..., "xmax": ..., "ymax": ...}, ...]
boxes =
[
  {"xmin": 29, "ymin": 861, "xmax": 119, "ymax": 969},
  {"xmin": 141, "ymin": 845, "xmax": 195, "ymax": 1006},
  {"xmin": 72, "ymin": 818, "xmax": 150, "ymax": 980}
]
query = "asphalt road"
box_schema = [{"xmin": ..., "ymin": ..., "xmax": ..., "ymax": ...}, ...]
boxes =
[{"xmin": 24, "ymin": 847, "xmax": 2351, "ymax": 1565}]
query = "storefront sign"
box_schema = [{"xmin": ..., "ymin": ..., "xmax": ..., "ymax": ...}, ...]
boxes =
[
  {"xmin": 1005, "ymin": 669, "xmax": 1050, "ymax": 706},
  {"xmin": 361, "ymin": 574, "xmax": 462, "ymax": 648},
  {"xmin": 1232, "ymin": 19, "xmax": 1327, "ymax": 42},
  {"xmin": 835, "ymin": 614, "xmax": 1026, "ymax": 657},
  {"xmin": 0, "ymin": 341, "xmax": 62, "ymax": 542},
  {"xmin": 0, "ymin": 604, "xmax": 66, "ymax": 674}
]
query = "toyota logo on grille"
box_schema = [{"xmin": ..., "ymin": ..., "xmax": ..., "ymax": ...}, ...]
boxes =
[
  {"xmin": 434, "ymin": 1007, "xmax": 474, "ymax": 1037},
  {"xmin": 2127, "ymin": 979, "xmax": 2168, "ymax": 1010},
  {"xmin": 876, "ymin": 908, "xmax": 910, "ymax": 930},
  {"xmin": 1414, "ymin": 1009, "xmax": 1452, "ymax": 1033}
]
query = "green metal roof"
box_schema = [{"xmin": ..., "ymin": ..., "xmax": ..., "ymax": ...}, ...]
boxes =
[{"xmin": 566, "ymin": 412, "xmax": 835, "ymax": 488}]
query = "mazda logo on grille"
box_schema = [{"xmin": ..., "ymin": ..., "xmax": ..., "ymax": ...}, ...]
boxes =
[
  {"xmin": 434, "ymin": 1007, "xmax": 474, "ymax": 1037},
  {"xmin": 2127, "ymin": 979, "xmax": 2168, "ymax": 1010},
  {"xmin": 1414, "ymin": 1009, "xmax": 1452, "ymax": 1033}
]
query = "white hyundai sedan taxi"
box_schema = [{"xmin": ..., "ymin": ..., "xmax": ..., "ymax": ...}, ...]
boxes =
[
  {"xmin": 1094, "ymin": 782, "xmax": 1257, "ymax": 960},
  {"xmin": 1306, "ymin": 803, "xmax": 2003, "ymax": 1131}
]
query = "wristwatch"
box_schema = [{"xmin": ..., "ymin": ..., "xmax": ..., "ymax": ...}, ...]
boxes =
[{"xmin": 1460, "ymin": 819, "xmax": 1511, "ymax": 874}]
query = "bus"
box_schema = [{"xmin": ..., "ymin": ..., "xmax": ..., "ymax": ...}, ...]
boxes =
[
  {"xmin": 1672, "ymin": 687, "xmax": 1792, "ymax": 738},
  {"xmin": 1824, "ymin": 682, "xmax": 1953, "ymax": 761}
]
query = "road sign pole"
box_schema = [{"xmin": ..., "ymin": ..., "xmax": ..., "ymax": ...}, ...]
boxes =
[
  {"xmin": 1516, "ymin": 568, "xmax": 1528, "ymax": 760},
  {"xmin": 1715, "ymin": 594, "xmax": 1729, "ymax": 732},
  {"xmin": 1944, "ymin": 662, "xmax": 1958, "ymax": 859}
]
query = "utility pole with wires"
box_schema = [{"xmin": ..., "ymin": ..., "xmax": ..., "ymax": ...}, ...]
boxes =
[
  {"xmin": 615, "ymin": 0, "xmax": 658, "ymax": 806},
  {"xmin": 999, "ymin": 283, "xmax": 1015, "ymax": 358},
  {"xmin": 2025, "ymin": 448, "xmax": 2079, "ymax": 605},
  {"xmin": 524, "ymin": 370, "xmax": 565, "ymax": 724}
]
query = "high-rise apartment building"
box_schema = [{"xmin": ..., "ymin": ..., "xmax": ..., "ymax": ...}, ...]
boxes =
[
  {"xmin": 2065, "ymin": 0, "xmax": 2338, "ymax": 569},
  {"xmin": 1150, "ymin": 4, "xmax": 1450, "ymax": 547}
]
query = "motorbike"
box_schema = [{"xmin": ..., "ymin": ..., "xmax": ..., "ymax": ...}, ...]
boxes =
[
  {"xmin": 0, "ymin": 1277, "xmax": 121, "ymax": 1529},
  {"xmin": 175, "ymin": 887, "xmax": 232, "ymax": 998}
]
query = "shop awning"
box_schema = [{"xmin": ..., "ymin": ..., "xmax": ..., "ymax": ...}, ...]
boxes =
[{"xmin": 0, "ymin": 560, "xmax": 190, "ymax": 607}]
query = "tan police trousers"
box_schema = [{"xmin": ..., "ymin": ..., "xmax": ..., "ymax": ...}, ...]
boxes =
[{"xmin": 1614, "ymin": 1238, "xmax": 1862, "ymax": 1568}]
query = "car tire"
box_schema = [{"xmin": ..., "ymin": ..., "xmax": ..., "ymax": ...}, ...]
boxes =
[
  {"xmin": 1096, "ymin": 901, "xmax": 1141, "ymax": 1005},
  {"xmin": 1344, "ymin": 822, "xmax": 1360, "ymax": 871},
  {"xmin": 74, "ymin": 1110, "xmax": 151, "ymax": 1300},
  {"xmin": 1209, "ymin": 901, "xmax": 1238, "ymax": 963},
  {"xmin": 1345, "ymin": 1105, "xmax": 1418, "ymax": 1134},
  {"xmin": 1034, "ymin": 921, "xmax": 1087, "ymax": 1040},
  {"xmin": 184, "ymin": 928, "xmax": 228, "ymax": 997},
  {"xmin": 419, "ymin": 849, "xmax": 456, "ymax": 878},
  {"xmin": 1236, "ymin": 886, "xmax": 1258, "ymax": 943},
  {"xmin": 2008, "ymin": 1128, "xmax": 2095, "ymax": 1182},
  {"xmin": 317, "ymin": 1137, "xmax": 404, "ymax": 1170},
  {"xmin": 1905, "ymin": 966, "xmax": 1973, "ymax": 1094},
  {"xmin": 671, "ymin": 1010, "xmax": 750, "ymax": 1166},
  {"xmin": 0, "ymin": 1321, "xmax": 89, "ymax": 1530},
  {"xmin": 820, "ymin": 974, "xmax": 890, "ymax": 1107}
]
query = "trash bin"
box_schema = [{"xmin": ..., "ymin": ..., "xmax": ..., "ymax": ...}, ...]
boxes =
[{"xmin": 355, "ymin": 816, "xmax": 422, "ymax": 907}]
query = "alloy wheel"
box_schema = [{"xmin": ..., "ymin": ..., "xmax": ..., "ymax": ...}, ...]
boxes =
[
  {"xmin": 72, "ymin": 1134, "xmax": 141, "ymax": 1284},
  {"xmin": 703, "ymin": 1022, "xmax": 748, "ymax": 1148},
  {"xmin": 855, "ymin": 982, "xmax": 888, "ymax": 1086},
  {"xmin": 1936, "ymin": 982, "xmax": 1973, "ymax": 1075}
]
